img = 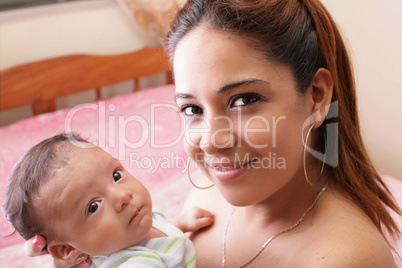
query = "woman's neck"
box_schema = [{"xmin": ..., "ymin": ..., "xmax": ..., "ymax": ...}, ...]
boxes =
[{"xmin": 240, "ymin": 173, "xmax": 330, "ymax": 231}]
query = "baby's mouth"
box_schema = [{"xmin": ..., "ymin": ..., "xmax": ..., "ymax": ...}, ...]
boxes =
[{"xmin": 129, "ymin": 206, "xmax": 142, "ymax": 224}]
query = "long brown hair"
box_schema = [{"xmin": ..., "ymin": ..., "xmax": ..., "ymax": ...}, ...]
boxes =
[{"xmin": 165, "ymin": 0, "xmax": 401, "ymax": 241}]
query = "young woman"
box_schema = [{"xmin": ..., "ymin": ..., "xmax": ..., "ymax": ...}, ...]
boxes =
[{"xmin": 26, "ymin": 0, "xmax": 401, "ymax": 267}]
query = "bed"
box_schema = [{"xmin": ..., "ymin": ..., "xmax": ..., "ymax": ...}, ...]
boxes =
[
  {"xmin": 0, "ymin": 47, "xmax": 192, "ymax": 267},
  {"xmin": 0, "ymin": 47, "xmax": 401, "ymax": 267}
]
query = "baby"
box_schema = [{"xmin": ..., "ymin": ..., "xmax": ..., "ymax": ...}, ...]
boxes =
[{"xmin": 4, "ymin": 133, "xmax": 213, "ymax": 267}]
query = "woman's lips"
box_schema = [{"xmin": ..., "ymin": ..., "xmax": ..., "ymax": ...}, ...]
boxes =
[{"xmin": 209, "ymin": 159, "xmax": 256, "ymax": 181}]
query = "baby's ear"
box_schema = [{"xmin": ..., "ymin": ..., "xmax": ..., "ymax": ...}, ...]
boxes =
[{"xmin": 47, "ymin": 241, "xmax": 85, "ymax": 262}]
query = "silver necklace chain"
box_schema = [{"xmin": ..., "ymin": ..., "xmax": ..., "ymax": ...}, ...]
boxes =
[{"xmin": 222, "ymin": 180, "xmax": 329, "ymax": 268}]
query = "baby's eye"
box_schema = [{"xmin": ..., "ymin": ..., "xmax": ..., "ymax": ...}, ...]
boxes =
[
  {"xmin": 113, "ymin": 170, "xmax": 123, "ymax": 182},
  {"xmin": 88, "ymin": 201, "xmax": 101, "ymax": 214},
  {"xmin": 181, "ymin": 105, "xmax": 203, "ymax": 116},
  {"xmin": 230, "ymin": 94, "xmax": 260, "ymax": 108}
]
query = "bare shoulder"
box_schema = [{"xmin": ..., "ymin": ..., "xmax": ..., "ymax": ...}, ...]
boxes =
[
  {"xmin": 300, "ymin": 186, "xmax": 396, "ymax": 267},
  {"xmin": 306, "ymin": 224, "xmax": 396, "ymax": 267}
]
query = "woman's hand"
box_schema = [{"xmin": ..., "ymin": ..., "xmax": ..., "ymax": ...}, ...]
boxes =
[
  {"xmin": 174, "ymin": 207, "xmax": 214, "ymax": 233},
  {"xmin": 24, "ymin": 235, "xmax": 92, "ymax": 267},
  {"xmin": 53, "ymin": 257, "xmax": 92, "ymax": 268},
  {"xmin": 24, "ymin": 235, "xmax": 48, "ymax": 257}
]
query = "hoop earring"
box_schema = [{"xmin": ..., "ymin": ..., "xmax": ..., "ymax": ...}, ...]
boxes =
[
  {"xmin": 303, "ymin": 124, "xmax": 327, "ymax": 186},
  {"xmin": 187, "ymin": 159, "xmax": 214, "ymax": 190}
]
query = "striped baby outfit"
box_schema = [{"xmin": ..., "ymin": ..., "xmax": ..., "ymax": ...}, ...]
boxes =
[{"xmin": 91, "ymin": 213, "xmax": 196, "ymax": 268}]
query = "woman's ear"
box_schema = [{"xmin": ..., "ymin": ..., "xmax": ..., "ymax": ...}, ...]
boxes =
[
  {"xmin": 47, "ymin": 240, "xmax": 86, "ymax": 262},
  {"xmin": 309, "ymin": 68, "xmax": 334, "ymax": 127}
]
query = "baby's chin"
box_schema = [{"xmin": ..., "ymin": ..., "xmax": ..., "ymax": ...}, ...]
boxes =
[
  {"xmin": 124, "ymin": 208, "xmax": 155, "ymax": 248},
  {"xmin": 85, "ymin": 214, "xmax": 154, "ymax": 256},
  {"xmin": 136, "ymin": 209, "xmax": 155, "ymax": 242}
]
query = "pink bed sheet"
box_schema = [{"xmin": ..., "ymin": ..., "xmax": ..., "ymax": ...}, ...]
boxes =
[
  {"xmin": 0, "ymin": 84, "xmax": 401, "ymax": 266},
  {"xmin": 0, "ymin": 84, "xmax": 191, "ymax": 249}
]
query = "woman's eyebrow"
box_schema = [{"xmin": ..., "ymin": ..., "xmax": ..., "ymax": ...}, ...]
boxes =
[
  {"xmin": 174, "ymin": 92, "xmax": 193, "ymax": 101},
  {"xmin": 174, "ymin": 79, "xmax": 270, "ymax": 101},
  {"xmin": 217, "ymin": 79, "xmax": 270, "ymax": 94}
]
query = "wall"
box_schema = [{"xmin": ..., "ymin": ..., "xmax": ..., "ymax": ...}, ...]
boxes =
[
  {"xmin": 0, "ymin": 0, "xmax": 160, "ymax": 69},
  {"xmin": 0, "ymin": 0, "xmax": 162, "ymax": 126},
  {"xmin": 323, "ymin": 0, "xmax": 402, "ymax": 179},
  {"xmin": 0, "ymin": 0, "xmax": 401, "ymax": 179}
]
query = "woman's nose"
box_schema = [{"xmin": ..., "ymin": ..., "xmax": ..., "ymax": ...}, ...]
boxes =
[
  {"xmin": 194, "ymin": 115, "xmax": 237, "ymax": 154},
  {"xmin": 110, "ymin": 187, "xmax": 133, "ymax": 212}
]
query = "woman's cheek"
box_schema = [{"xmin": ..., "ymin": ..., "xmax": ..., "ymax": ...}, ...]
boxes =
[
  {"xmin": 183, "ymin": 139, "xmax": 194, "ymax": 159},
  {"xmin": 183, "ymin": 117, "xmax": 210, "ymax": 153},
  {"xmin": 183, "ymin": 124, "xmax": 204, "ymax": 166},
  {"xmin": 241, "ymin": 115, "xmax": 286, "ymax": 150}
]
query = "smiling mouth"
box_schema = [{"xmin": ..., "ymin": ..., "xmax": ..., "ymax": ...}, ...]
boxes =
[
  {"xmin": 208, "ymin": 158, "xmax": 258, "ymax": 181},
  {"xmin": 129, "ymin": 207, "xmax": 142, "ymax": 224},
  {"xmin": 208, "ymin": 158, "xmax": 257, "ymax": 171}
]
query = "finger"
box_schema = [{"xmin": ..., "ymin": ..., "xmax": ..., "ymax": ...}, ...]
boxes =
[
  {"xmin": 191, "ymin": 207, "xmax": 214, "ymax": 219},
  {"xmin": 54, "ymin": 256, "xmax": 92, "ymax": 268},
  {"xmin": 197, "ymin": 209, "xmax": 214, "ymax": 218},
  {"xmin": 54, "ymin": 258, "xmax": 70, "ymax": 268},
  {"xmin": 197, "ymin": 215, "xmax": 214, "ymax": 227},
  {"xmin": 24, "ymin": 235, "xmax": 48, "ymax": 257},
  {"xmin": 80, "ymin": 257, "xmax": 92, "ymax": 267},
  {"xmin": 189, "ymin": 215, "xmax": 214, "ymax": 231}
]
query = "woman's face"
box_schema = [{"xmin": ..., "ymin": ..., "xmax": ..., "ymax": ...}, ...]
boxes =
[{"xmin": 173, "ymin": 27, "xmax": 314, "ymax": 206}]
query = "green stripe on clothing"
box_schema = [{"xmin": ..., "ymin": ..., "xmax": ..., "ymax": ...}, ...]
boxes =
[
  {"xmin": 90, "ymin": 257, "xmax": 100, "ymax": 268},
  {"xmin": 120, "ymin": 254, "xmax": 164, "ymax": 265},
  {"xmin": 132, "ymin": 254, "xmax": 162, "ymax": 261},
  {"xmin": 185, "ymin": 254, "xmax": 196, "ymax": 267},
  {"xmin": 163, "ymin": 237, "xmax": 180, "ymax": 253}
]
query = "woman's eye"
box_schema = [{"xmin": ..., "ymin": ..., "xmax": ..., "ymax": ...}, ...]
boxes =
[
  {"xmin": 88, "ymin": 201, "xmax": 101, "ymax": 214},
  {"xmin": 113, "ymin": 170, "xmax": 123, "ymax": 182},
  {"xmin": 231, "ymin": 94, "xmax": 260, "ymax": 108},
  {"xmin": 181, "ymin": 105, "xmax": 203, "ymax": 116}
]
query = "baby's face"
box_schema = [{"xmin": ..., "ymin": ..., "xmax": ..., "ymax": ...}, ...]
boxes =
[{"xmin": 38, "ymin": 145, "xmax": 153, "ymax": 256}]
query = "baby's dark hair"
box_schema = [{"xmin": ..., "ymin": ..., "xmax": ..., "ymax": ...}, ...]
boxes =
[{"xmin": 3, "ymin": 133, "xmax": 88, "ymax": 240}]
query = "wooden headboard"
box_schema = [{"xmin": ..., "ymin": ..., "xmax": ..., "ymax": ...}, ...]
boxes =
[{"xmin": 0, "ymin": 47, "xmax": 172, "ymax": 115}]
